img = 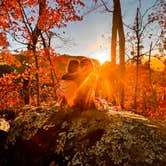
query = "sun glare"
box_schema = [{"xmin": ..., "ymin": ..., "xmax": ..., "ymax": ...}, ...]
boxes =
[{"xmin": 90, "ymin": 48, "xmax": 110, "ymax": 64}]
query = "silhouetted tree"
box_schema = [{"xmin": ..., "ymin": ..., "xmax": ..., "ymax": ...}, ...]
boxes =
[{"xmin": 96, "ymin": 0, "xmax": 125, "ymax": 107}]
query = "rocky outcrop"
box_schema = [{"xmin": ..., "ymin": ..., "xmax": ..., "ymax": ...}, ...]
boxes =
[
  {"xmin": 5, "ymin": 106, "xmax": 166, "ymax": 166},
  {"xmin": 54, "ymin": 55, "xmax": 99, "ymax": 78}
]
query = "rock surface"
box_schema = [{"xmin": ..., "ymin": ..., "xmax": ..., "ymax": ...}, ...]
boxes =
[
  {"xmin": 4, "ymin": 106, "xmax": 166, "ymax": 166},
  {"xmin": 0, "ymin": 118, "xmax": 10, "ymax": 132}
]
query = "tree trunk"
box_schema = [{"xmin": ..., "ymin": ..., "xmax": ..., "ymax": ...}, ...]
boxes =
[
  {"xmin": 111, "ymin": 0, "xmax": 118, "ymax": 65},
  {"xmin": 148, "ymin": 42, "xmax": 152, "ymax": 87},
  {"xmin": 111, "ymin": 0, "xmax": 125, "ymax": 108},
  {"xmin": 34, "ymin": 51, "xmax": 40, "ymax": 106},
  {"xmin": 117, "ymin": 0, "xmax": 125, "ymax": 108},
  {"xmin": 40, "ymin": 33, "xmax": 58, "ymax": 100},
  {"xmin": 28, "ymin": 29, "xmax": 41, "ymax": 106},
  {"xmin": 134, "ymin": 8, "xmax": 140, "ymax": 108},
  {"xmin": 23, "ymin": 70, "xmax": 30, "ymax": 105},
  {"xmin": 26, "ymin": 0, "xmax": 46, "ymax": 106}
]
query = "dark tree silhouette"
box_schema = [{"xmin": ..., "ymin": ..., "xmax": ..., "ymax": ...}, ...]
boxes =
[{"xmin": 97, "ymin": 0, "xmax": 125, "ymax": 107}]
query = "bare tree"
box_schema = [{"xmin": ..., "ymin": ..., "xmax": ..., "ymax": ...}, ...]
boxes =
[{"xmin": 125, "ymin": 0, "xmax": 160, "ymax": 108}]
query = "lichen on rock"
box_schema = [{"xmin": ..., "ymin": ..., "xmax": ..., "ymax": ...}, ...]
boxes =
[
  {"xmin": 0, "ymin": 118, "xmax": 10, "ymax": 132},
  {"xmin": 6, "ymin": 106, "xmax": 166, "ymax": 166}
]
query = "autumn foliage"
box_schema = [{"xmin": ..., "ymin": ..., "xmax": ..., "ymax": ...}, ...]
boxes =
[
  {"xmin": 0, "ymin": 50, "xmax": 165, "ymax": 120},
  {"xmin": 124, "ymin": 62, "xmax": 166, "ymax": 120},
  {"xmin": 0, "ymin": 0, "xmax": 165, "ymax": 121}
]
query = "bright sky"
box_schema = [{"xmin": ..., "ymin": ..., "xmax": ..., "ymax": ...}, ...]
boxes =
[
  {"xmin": 9, "ymin": 0, "xmax": 159, "ymax": 63},
  {"xmin": 51, "ymin": 0, "xmax": 158, "ymax": 63}
]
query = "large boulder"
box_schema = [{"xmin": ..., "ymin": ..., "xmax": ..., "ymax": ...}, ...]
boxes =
[{"xmin": 5, "ymin": 106, "xmax": 166, "ymax": 166}]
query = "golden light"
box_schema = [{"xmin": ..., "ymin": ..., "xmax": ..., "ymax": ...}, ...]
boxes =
[
  {"xmin": 90, "ymin": 48, "xmax": 110, "ymax": 64},
  {"xmin": 142, "ymin": 57, "xmax": 165, "ymax": 71}
]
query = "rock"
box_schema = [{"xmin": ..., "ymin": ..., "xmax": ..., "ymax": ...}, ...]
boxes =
[
  {"xmin": 0, "ymin": 119, "xmax": 9, "ymax": 166},
  {"xmin": 6, "ymin": 106, "xmax": 166, "ymax": 166},
  {"xmin": 0, "ymin": 118, "xmax": 10, "ymax": 132}
]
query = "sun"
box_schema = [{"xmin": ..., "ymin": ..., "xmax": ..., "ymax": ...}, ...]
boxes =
[{"xmin": 90, "ymin": 48, "xmax": 110, "ymax": 64}]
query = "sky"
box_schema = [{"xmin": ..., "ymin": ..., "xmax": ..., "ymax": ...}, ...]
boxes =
[
  {"xmin": 51, "ymin": 0, "xmax": 158, "ymax": 63},
  {"xmin": 9, "ymin": 0, "xmax": 158, "ymax": 63}
]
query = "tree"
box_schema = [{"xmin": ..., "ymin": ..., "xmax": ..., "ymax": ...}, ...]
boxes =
[
  {"xmin": 0, "ymin": 0, "xmax": 84, "ymax": 105},
  {"xmin": 111, "ymin": 0, "xmax": 125, "ymax": 67},
  {"xmin": 125, "ymin": 1, "xmax": 162, "ymax": 108},
  {"xmin": 0, "ymin": 52, "xmax": 23, "ymax": 110},
  {"xmin": 134, "ymin": 8, "xmax": 142, "ymax": 108},
  {"xmin": 148, "ymin": 0, "xmax": 166, "ymax": 47},
  {"xmin": 112, "ymin": 0, "xmax": 125, "ymax": 108},
  {"xmin": 94, "ymin": 0, "xmax": 125, "ymax": 107}
]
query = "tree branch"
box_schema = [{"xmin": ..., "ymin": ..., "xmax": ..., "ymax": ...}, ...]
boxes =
[{"xmin": 100, "ymin": 0, "xmax": 113, "ymax": 13}]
